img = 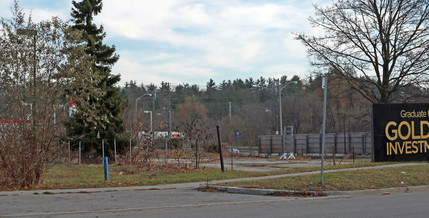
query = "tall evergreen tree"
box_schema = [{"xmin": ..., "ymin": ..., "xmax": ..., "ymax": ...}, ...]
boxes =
[
  {"xmin": 68, "ymin": 0, "xmax": 126, "ymax": 155},
  {"xmin": 206, "ymin": 79, "xmax": 216, "ymax": 92}
]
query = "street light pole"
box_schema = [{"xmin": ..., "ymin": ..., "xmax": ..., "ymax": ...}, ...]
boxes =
[
  {"xmin": 143, "ymin": 110, "xmax": 153, "ymax": 134},
  {"xmin": 279, "ymin": 86, "xmax": 283, "ymax": 136},
  {"xmin": 17, "ymin": 29, "xmax": 37, "ymax": 123},
  {"xmin": 165, "ymin": 108, "xmax": 172, "ymax": 165},
  {"xmin": 152, "ymin": 92, "xmax": 157, "ymax": 117},
  {"xmin": 144, "ymin": 111, "xmax": 153, "ymax": 138},
  {"xmin": 135, "ymin": 93, "xmax": 152, "ymax": 112},
  {"xmin": 265, "ymin": 108, "xmax": 278, "ymax": 134},
  {"xmin": 168, "ymin": 109, "xmax": 171, "ymax": 139},
  {"xmin": 144, "ymin": 110, "xmax": 153, "ymax": 154},
  {"xmin": 278, "ymin": 80, "xmax": 298, "ymax": 154},
  {"xmin": 160, "ymin": 106, "xmax": 172, "ymax": 165}
]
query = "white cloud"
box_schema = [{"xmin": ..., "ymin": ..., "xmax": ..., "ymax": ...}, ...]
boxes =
[
  {"xmin": 115, "ymin": 50, "xmax": 215, "ymax": 86},
  {"xmin": 99, "ymin": 0, "xmax": 313, "ymax": 73},
  {"xmin": 31, "ymin": 8, "xmax": 69, "ymax": 22},
  {"xmin": 283, "ymin": 34, "xmax": 307, "ymax": 59},
  {"xmin": 220, "ymin": 4, "xmax": 302, "ymax": 29},
  {"xmin": 2, "ymin": 0, "xmax": 323, "ymax": 86},
  {"xmin": 175, "ymin": 3, "xmax": 211, "ymax": 26}
]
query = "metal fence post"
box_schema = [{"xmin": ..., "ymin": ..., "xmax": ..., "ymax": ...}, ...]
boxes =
[
  {"xmin": 344, "ymin": 131, "xmax": 347, "ymax": 154},
  {"xmin": 334, "ymin": 133, "xmax": 337, "ymax": 154},
  {"xmin": 129, "ymin": 138, "xmax": 132, "ymax": 165},
  {"xmin": 58, "ymin": 141, "xmax": 60, "ymax": 160},
  {"xmin": 306, "ymin": 134, "xmax": 309, "ymax": 154},
  {"xmin": 348, "ymin": 133, "xmax": 352, "ymax": 152},
  {"xmin": 293, "ymin": 135, "xmax": 297, "ymax": 154},
  {"xmin": 231, "ymin": 139, "xmax": 233, "ymax": 171},
  {"xmin": 68, "ymin": 141, "xmax": 71, "ymax": 162},
  {"xmin": 114, "ymin": 138, "xmax": 117, "ymax": 164}
]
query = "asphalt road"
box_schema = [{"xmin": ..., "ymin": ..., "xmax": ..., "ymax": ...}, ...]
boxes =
[{"xmin": 1, "ymin": 187, "xmax": 429, "ymax": 217}]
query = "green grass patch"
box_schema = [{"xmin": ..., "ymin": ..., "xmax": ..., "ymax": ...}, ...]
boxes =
[
  {"xmin": 221, "ymin": 164, "xmax": 429, "ymax": 191},
  {"xmin": 3, "ymin": 161, "xmax": 406, "ymax": 191},
  {"xmin": 36, "ymin": 164, "xmax": 263, "ymax": 190}
]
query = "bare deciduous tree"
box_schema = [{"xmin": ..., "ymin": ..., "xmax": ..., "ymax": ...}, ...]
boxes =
[
  {"xmin": 175, "ymin": 96, "xmax": 214, "ymax": 168},
  {"xmin": 0, "ymin": 1, "xmax": 93, "ymax": 188},
  {"xmin": 296, "ymin": 0, "xmax": 429, "ymax": 103}
]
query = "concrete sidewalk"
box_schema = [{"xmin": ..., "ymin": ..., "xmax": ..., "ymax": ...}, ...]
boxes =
[{"xmin": 0, "ymin": 162, "xmax": 426, "ymax": 197}]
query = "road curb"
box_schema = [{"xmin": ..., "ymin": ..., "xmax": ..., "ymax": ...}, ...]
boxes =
[
  {"xmin": 198, "ymin": 184, "xmax": 323, "ymax": 197},
  {"xmin": 198, "ymin": 184, "xmax": 429, "ymax": 197},
  {"xmin": 326, "ymin": 184, "xmax": 429, "ymax": 196}
]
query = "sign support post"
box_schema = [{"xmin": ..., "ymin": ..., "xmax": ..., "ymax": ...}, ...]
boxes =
[{"xmin": 321, "ymin": 77, "xmax": 327, "ymax": 185}]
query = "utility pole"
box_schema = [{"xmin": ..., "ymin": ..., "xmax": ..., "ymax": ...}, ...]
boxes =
[{"xmin": 229, "ymin": 101, "xmax": 232, "ymax": 122}]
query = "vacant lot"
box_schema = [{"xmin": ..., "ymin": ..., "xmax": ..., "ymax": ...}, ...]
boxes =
[{"xmin": 1, "ymin": 157, "xmax": 421, "ymax": 192}]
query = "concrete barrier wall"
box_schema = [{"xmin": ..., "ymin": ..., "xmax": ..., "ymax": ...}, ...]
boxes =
[{"xmin": 258, "ymin": 132, "xmax": 371, "ymax": 155}]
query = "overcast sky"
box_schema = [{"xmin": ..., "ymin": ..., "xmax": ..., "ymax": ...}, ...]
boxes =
[{"xmin": 1, "ymin": 0, "xmax": 329, "ymax": 88}]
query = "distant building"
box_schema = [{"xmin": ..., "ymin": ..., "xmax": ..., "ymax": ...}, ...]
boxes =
[{"xmin": 139, "ymin": 131, "xmax": 185, "ymax": 140}]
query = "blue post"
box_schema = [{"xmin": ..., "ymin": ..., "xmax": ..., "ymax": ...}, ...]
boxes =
[{"xmin": 104, "ymin": 157, "xmax": 109, "ymax": 181}]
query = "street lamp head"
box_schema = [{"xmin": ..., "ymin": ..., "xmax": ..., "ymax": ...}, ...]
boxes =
[
  {"xmin": 144, "ymin": 110, "xmax": 151, "ymax": 113},
  {"xmin": 280, "ymin": 80, "xmax": 298, "ymax": 91},
  {"xmin": 137, "ymin": 93, "xmax": 152, "ymax": 100},
  {"xmin": 17, "ymin": 29, "xmax": 37, "ymax": 36}
]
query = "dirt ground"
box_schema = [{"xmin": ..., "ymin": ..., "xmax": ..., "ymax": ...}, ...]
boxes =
[{"xmin": 200, "ymin": 155, "xmax": 371, "ymax": 172}]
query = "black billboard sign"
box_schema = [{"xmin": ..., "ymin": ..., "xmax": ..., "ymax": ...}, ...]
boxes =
[{"xmin": 372, "ymin": 103, "xmax": 429, "ymax": 162}]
